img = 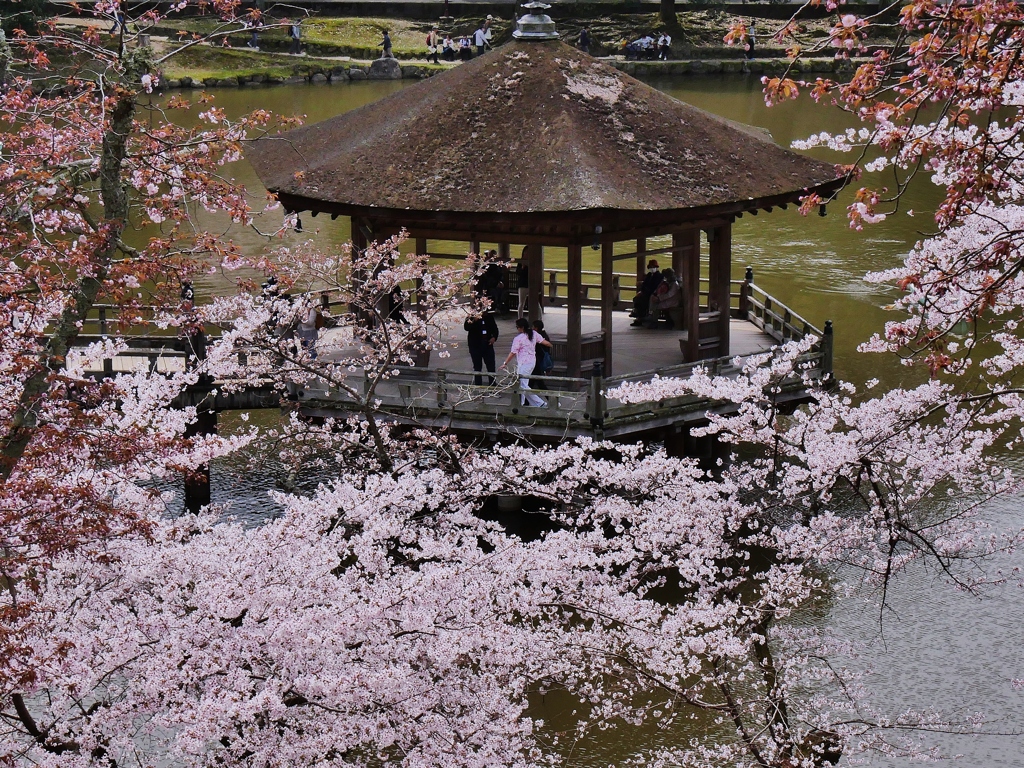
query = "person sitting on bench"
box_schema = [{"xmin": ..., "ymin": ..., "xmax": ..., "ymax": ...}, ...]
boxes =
[
  {"xmin": 645, "ymin": 267, "xmax": 681, "ymax": 327},
  {"xmin": 631, "ymin": 259, "xmax": 663, "ymax": 326}
]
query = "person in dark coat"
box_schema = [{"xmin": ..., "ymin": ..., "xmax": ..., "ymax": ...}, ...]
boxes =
[
  {"xmin": 529, "ymin": 319, "xmax": 553, "ymax": 390},
  {"xmin": 464, "ymin": 311, "xmax": 500, "ymax": 385},
  {"xmin": 579, "ymin": 27, "xmax": 591, "ymax": 54},
  {"xmin": 631, "ymin": 259, "xmax": 663, "ymax": 326}
]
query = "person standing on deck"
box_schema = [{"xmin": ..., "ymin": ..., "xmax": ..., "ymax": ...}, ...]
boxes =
[
  {"xmin": 464, "ymin": 311, "xmax": 500, "ymax": 385},
  {"xmin": 529, "ymin": 319, "xmax": 553, "ymax": 391},
  {"xmin": 516, "ymin": 252, "xmax": 530, "ymax": 320},
  {"xmin": 501, "ymin": 319, "xmax": 547, "ymax": 408}
]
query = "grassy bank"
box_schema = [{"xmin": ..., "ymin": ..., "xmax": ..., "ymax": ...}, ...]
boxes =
[{"xmin": 149, "ymin": 10, "xmax": 896, "ymax": 60}]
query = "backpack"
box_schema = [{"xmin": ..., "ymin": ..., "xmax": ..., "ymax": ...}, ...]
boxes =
[{"xmin": 538, "ymin": 347, "xmax": 554, "ymax": 374}]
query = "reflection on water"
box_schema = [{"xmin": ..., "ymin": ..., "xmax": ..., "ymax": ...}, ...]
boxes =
[{"xmin": 174, "ymin": 75, "xmax": 1020, "ymax": 765}]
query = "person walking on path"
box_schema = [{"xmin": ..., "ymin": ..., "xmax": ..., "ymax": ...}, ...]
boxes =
[
  {"xmin": 381, "ymin": 29, "xmax": 394, "ymax": 58},
  {"xmin": 109, "ymin": 4, "xmax": 126, "ymax": 35},
  {"xmin": 744, "ymin": 26, "xmax": 756, "ymax": 59},
  {"xmin": 248, "ymin": 15, "xmax": 262, "ymax": 50},
  {"xmin": 501, "ymin": 318, "xmax": 547, "ymax": 408},
  {"xmin": 426, "ymin": 27, "xmax": 440, "ymax": 64},
  {"xmin": 464, "ymin": 311, "xmax": 500, "ymax": 385},
  {"xmin": 474, "ymin": 24, "xmax": 487, "ymax": 57},
  {"xmin": 579, "ymin": 27, "xmax": 591, "ymax": 54},
  {"xmin": 288, "ymin": 19, "xmax": 302, "ymax": 55}
]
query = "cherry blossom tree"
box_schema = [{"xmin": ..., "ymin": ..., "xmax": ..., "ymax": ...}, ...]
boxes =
[{"xmin": 0, "ymin": 0, "xmax": 294, "ymax": 715}]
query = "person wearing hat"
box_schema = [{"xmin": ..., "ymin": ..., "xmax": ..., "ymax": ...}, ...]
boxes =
[
  {"xmin": 631, "ymin": 259, "xmax": 663, "ymax": 326},
  {"xmin": 484, "ymin": 15, "xmax": 494, "ymax": 48}
]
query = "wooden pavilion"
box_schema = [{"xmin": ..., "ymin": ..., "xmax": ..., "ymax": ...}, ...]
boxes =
[{"xmin": 249, "ymin": 3, "xmax": 845, "ymax": 378}]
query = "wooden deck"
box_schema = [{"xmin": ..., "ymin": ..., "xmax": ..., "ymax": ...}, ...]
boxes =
[
  {"xmin": 429, "ymin": 307, "xmax": 775, "ymax": 378},
  {"xmin": 299, "ymin": 284, "xmax": 833, "ymax": 441},
  {"xmin": 71, "ymin": 283, "xmax": 832, "ymax": 442}
]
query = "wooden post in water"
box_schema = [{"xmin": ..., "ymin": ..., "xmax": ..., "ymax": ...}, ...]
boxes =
[
  {"xmin": 588, "ymin": 361, "xmax": 605, "ymax": 435},
  {"xmin": 821, "ymin": 320, "xmax": 834, "ymax": 378},
  {"xmin": 601, "ymin": 240, "xmax": 614, "ymax": 376},
  {"xmin": 415, "ymin": 237, "xmax": 428, "ymax": 318},
  {"xmin": 184, "ymin": 406, "xmax": 216, "ymax": 514},
  {"xmin": 566, "ymin": 244, "xmax": 583, "ymax": 378}
]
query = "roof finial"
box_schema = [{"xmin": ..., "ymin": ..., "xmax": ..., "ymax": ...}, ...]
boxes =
[{"xmin": 513, "ymin": 1, "xmax": 559, "ymax": 41}]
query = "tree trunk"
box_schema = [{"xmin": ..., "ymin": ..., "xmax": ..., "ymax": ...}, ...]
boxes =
[
  {"xmin": 0, "ymin": 93, "xmax": 135, "ymax": 485},
  {"xmin": 660, "ymin": 0, "xmax": 676, "ymax": 28}
]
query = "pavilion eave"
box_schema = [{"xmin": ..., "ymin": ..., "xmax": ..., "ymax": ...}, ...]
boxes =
[{"xmin": 276, "ymin": 174, "xmax": 849, "ymax": 245}]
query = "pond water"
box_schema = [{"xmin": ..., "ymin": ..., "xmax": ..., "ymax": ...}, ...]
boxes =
[{"xmin": 177, "ymin": 75, "xmax": 1022, "ymax": 765}]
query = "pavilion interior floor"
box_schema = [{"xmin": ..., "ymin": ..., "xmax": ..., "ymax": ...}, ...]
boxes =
[{"xmin": 436, "ymin": 307, "xmax": 775, "ymax": 379}]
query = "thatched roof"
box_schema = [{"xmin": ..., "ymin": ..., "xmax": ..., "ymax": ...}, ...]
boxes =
[{"xmin": 248, "ymin": 40, "xmax": 843, "ymax": 219}]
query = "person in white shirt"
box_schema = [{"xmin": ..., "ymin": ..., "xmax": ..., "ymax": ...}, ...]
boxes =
[
  {"xmin": 641, "ymin": 34, "xmax": 655, "ymax": 60},
  {"xmin": 659, "ymin": 32, "xmax": 672, "ymax": 60},
  {"xmin": 474, "ymin": 25, "xmax": 487, "ymax": 56},
  {"xmin": 484, "ymin": 15, "xmax": 494, "ymax": 47}
]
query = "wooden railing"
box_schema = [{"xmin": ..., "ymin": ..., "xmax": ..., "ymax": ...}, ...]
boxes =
[{"xmin": 298, "ymin": 366, "xmax": 602, "ymax": 426}]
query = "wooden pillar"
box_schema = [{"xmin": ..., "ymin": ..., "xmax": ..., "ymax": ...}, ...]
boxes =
[
  {"xmin": 351, "ymin": 217, "xmax": 368, "ymax": 325},
  {"xmin": 351, "ymin": 216, "xmax": 367, "ymax": 251},
  {"xmin": 672, "ymin": 234, "xmax": 684, "ymax": 278},
  {"xmin": 708, "ymin": 222, "xmax": 732, "ymax": 357},
  {"xmin": 677, "ymin": 230, "xmax": 701, "ymax": 362},
  {"xmin": 415, "ymin": 237, "xmax": 428, "ymax": 318},
  {"xmin": 566, "ymin": 243, "xmax": 583, "ymax": 378},
  {"xmin": 528, "ymin": 243, "xmax": 544, "ymax": 324},
  {"xmin": 635, "ymin": 237, "xmax": 647, "ymax": 300},
  {"xmin": 601, "ymin": 240, "xmax": 614, "ymax": 376}
]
